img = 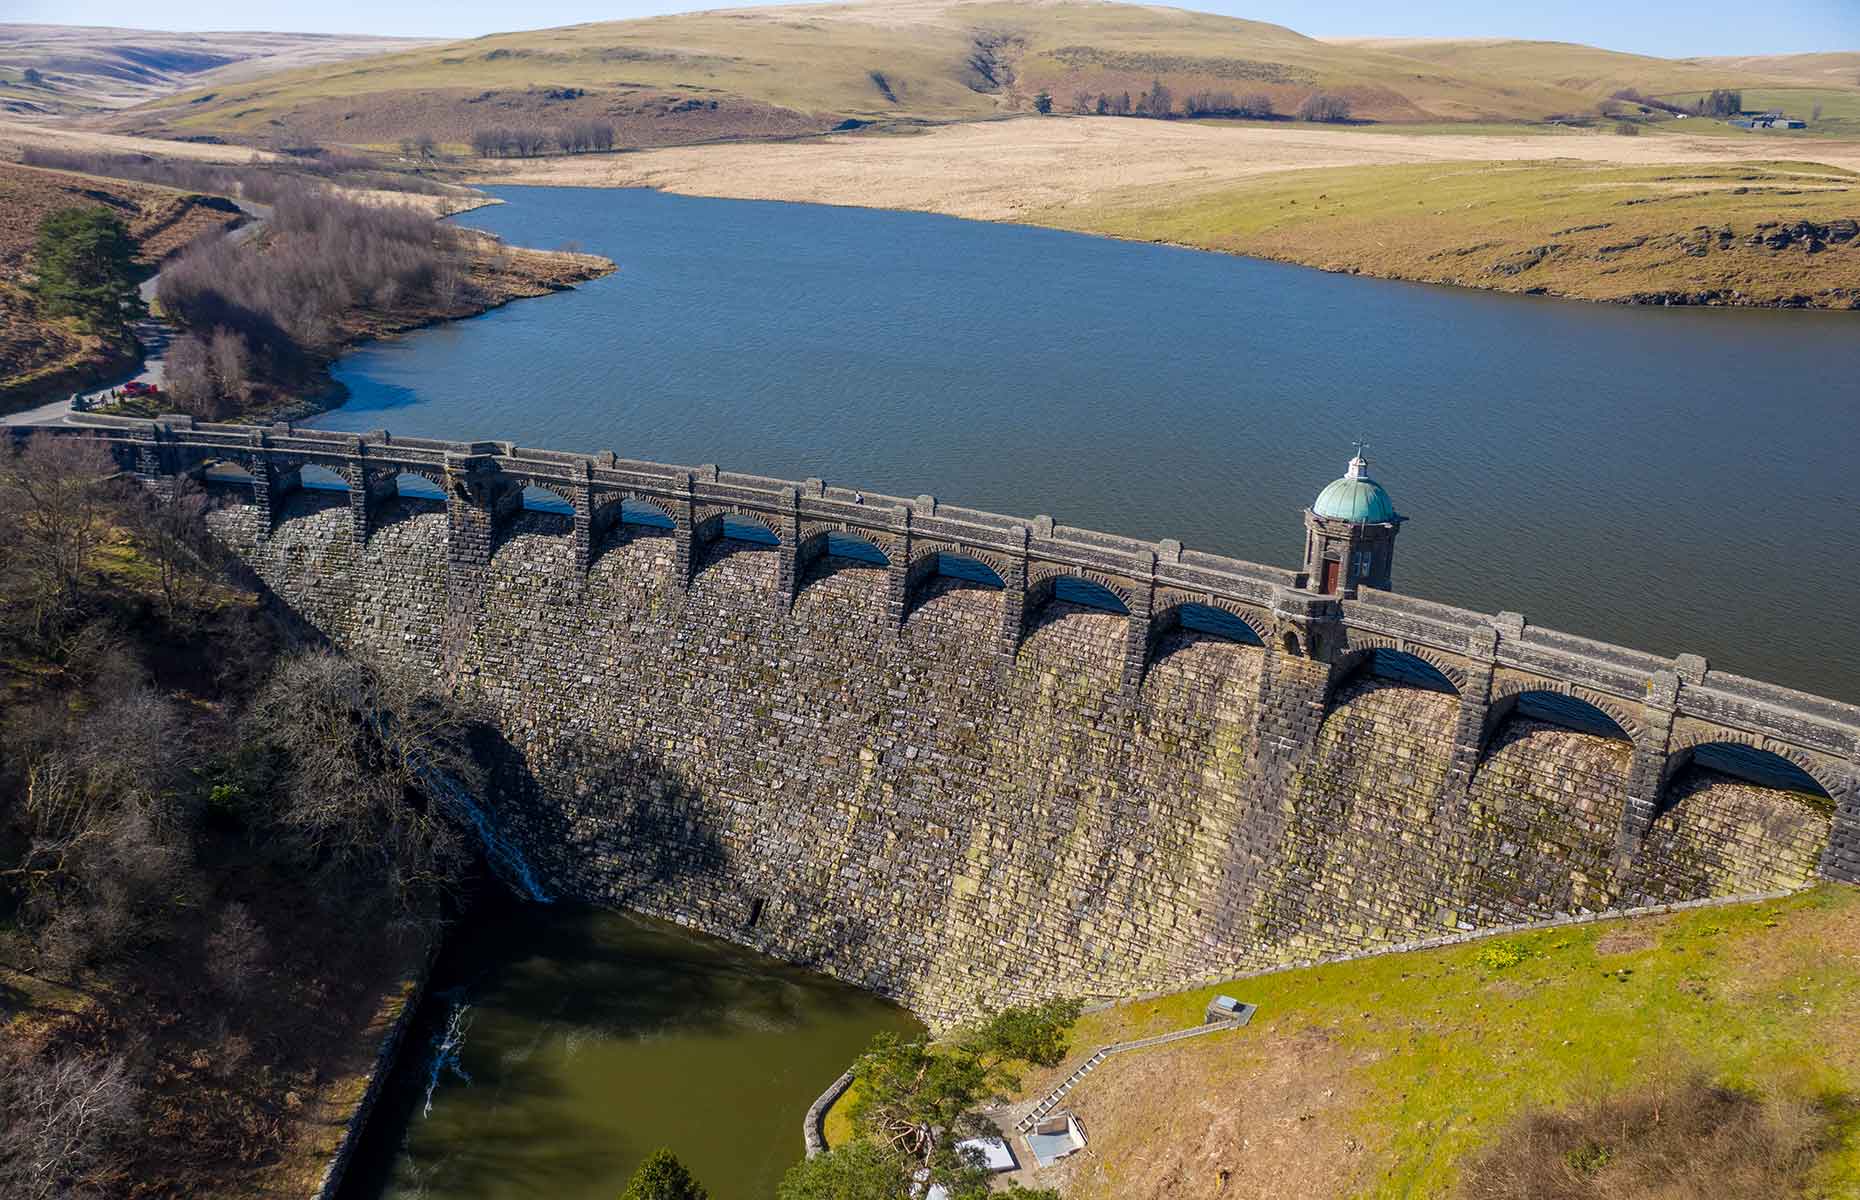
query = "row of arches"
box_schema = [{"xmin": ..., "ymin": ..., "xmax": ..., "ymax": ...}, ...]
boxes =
[
  {"xmin": 197, "ymin": 457, "xmax": 1850, "ymax": 820},
  {"xmin": 208, "ymin": 459, "xmax": 1274, "ymax": 660},
  {"xmin": 1323, "ymin": 645, "xmax": 1843, "ymax": 814}
]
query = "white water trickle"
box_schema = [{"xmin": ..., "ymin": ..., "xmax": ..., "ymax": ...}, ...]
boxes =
[
  {"xmin": 422, "ymin": 998, "xmax": 474, "ymax": 1119},
  {"xmin": 421, "ymin": 768, "xmax": 553, "ymax": 904}
]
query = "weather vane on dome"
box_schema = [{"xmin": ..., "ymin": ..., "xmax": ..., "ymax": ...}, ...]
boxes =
[{"xmin": 1348, "ymin": 440, "xmax": 1370, "ymax": 479}]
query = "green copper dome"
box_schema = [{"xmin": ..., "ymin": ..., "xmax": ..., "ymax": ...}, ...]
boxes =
[{"xmin": 1312, "ymin": 455, "xmax": 1399, "ymax": 524}]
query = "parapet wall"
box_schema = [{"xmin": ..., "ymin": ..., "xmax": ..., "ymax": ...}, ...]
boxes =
[{"xmin": 15, "ymin": 417, "xmax": 1858, "ymax": 1023}]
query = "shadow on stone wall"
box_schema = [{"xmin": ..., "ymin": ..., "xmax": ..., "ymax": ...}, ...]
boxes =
[{"xmin": 477, "ymin": 726, "xmax": 732, "ymax": 916}]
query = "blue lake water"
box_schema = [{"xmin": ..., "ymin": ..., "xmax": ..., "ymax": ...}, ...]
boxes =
[{"xmin": 310, "ymin": 186, "xmax": 1860, "ymax": 701}]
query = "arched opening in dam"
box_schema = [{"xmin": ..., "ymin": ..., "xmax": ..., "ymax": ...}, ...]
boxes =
[
  {"xmin": 522, "ymin": 484, "xmax": 574, "ymax": 515},
  {"xmin": 1328, "ymin": 646, "xmax": 1461, "ymax": 701},
  {"xmin": 1492, "ymin": 689, "xmax": 1635, "ymax": 744},
  {"xmin": 1634, "ymin": 743, "xmax": 1837, "ymax": 898},
  {"xmin": 300, "ymin": 462, "xmax": 349, "ymax": 492}
]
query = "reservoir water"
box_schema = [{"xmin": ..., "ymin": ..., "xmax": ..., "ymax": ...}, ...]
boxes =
[
  {"xmin": 312, "ymin": 186, "xmax": 1860, "ymax": 703},
  {"xmin": 341, "ymin": 904, "xmax": 921, "ymax": 1200}
]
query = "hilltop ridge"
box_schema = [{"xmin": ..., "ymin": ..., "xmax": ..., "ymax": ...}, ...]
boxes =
[{"xmin": 105, "ymin": 0, "xmax": 1858, "ymax": 148}]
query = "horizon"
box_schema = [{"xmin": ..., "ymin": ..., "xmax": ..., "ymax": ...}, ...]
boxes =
[{"xmin": 4, "ymin": 0, "xmax": 1858, "ymax": 60}]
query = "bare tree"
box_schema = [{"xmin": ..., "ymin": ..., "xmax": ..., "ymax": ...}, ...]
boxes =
[
  {"xmin": 124, "ymin": 477, "xmax": 217, "ymax": 621},
  {"xmin": 208, "ymin": 326, "xmax": 249, "ymax": 404},
  {"xmin": 0, "ymin": 436, "xmax": 119, "ymax": 641},
  {"xmin": 163, "ymin": 333, "xmax": 221, "ymax": 418},
  {"xmin": 205, "ymin": 901, "xmax": 268, "ymax": 998},
  {"xmin": 1812, "ymin": 102, "xmax": 1824, "ymax": 122},
  {"xmin": 0, "ymin": 1051, "xmax": 138, "ymax": 1200},
  {"xmin": 1298, "ymin": 92, "xmax": 1353, "ymax": 122},
  {"xmin": 1071, "ymin": 90, "xmax": 1094, "ymax": 115},
  {"xmin": 4, "ymin": 666, "xmax": 192, "ymax": 977},
  {"xmin": 246, "ymin": 651, "xmax": 480, "ymax": 917}
]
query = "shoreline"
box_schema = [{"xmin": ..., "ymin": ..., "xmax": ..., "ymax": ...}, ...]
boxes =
[
  {"xmin": 261, "ymin": 238, "xmax": 615, "ymax": 427},
  {"xmin": 468, "ymin": 174, "xmax": 1860, "ymax": 312},
  {"xmin": 469, "ymin": 118, "xmax": 1860, "ymax": 312},
  {"xmin": 70, "ymin": 217, "xmax": 614, "ymax": 428},
  {"xmin": 479, "ymin": 175, "xmax": 1860, "ymax": 314}
]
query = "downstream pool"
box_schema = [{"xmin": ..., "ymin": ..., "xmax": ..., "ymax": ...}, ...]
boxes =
[
  {"xmin": 339, "ymin": 904, "xmax": 922, "ymax": 1200},
  {"xmin": 309, "ymin": 186, "xmax": 1860, "ymax": 701}
]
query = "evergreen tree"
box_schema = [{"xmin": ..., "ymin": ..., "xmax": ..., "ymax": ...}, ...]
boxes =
[
  {"xmin": 32, "ymin": 208, "xmax": 143, "ymax": 335},
  {"xmin": 777, "ymin": 1141, "xmax": 910, "ymax": 1200},
  {"xmin": 1033, "ymin": 90, "xmax": 1053, "ymax": 114},
  {"xmin": 619, "ymin": 1148, "xmax": 708, "ymax": 1200}
]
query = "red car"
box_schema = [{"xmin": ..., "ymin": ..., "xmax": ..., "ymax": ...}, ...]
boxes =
[{"xmin": 121, "ymin": 381, "xmax": 159, "ymax": 398}]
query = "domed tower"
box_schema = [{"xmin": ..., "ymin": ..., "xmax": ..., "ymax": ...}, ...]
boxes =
[{"xmin": 1303, "ymin": 451, "xmax": 1403, "ymax": 596}]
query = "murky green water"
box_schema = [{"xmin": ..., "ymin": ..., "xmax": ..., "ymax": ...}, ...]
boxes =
[{"xmin": 341, "ymin": 903, "xmax": 922, "ymax": 1200}]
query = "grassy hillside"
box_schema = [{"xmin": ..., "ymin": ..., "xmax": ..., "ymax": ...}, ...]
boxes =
[
  {"xmin": 112, "ymin": 0, "xmax": 1856, "ymax": 151},
  {"xmin": 1343, "ymin": 37, "xmax": 1860, "ymax": 134},
  {"xmin": 1042, "ymin": 155, "xmax": 1860, "ymax": 307},
  {"xmin": 1336, "ymin": 37, "xmax": 1760, "ymax": 99},
  {"xmin": 1007, "ymin": 885, "xmax": 1860, "ymax": 1198}
]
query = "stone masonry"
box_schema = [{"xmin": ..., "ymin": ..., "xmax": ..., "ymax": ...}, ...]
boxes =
[{"xmin": 13, "ymin": 416, "xmax": 1857, "ymax": 1026}]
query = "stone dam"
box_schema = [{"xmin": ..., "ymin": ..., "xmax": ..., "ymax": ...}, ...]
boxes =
[{"xmin": 28, "ymin": 416, "xmax": 1860, "ymax": 1025}]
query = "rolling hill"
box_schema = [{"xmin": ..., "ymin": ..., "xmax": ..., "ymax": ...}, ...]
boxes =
[
  {"xmin": 106, "ymin": 0, "xmax": 1859, "ymax": 151},
  {"xmin": 0, "ymin": 24, "xmax": 442, "ymax": 117}
]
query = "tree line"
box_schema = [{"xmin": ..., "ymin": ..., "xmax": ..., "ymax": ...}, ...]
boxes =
[
  {"xmin": 1040, "ymin": 79, "xmax": 1352, "ymax": 122},
  {"xmin": 155, "ymin": 182, "xmax": 472, "ymax": 417},
  {"xmin": 470, "ymin": 122, "xmax": 618, "ymax": 158}
]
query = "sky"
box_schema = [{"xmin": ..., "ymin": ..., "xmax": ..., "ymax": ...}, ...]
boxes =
[{"xmin": 4, "ymin": 0, "xmax": 1857, "ymax": 57}]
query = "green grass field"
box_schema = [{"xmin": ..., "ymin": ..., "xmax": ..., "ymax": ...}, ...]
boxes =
[{"xmin": 1025, "ymin": 886, "xmax": 1860, "ymax": 1197}]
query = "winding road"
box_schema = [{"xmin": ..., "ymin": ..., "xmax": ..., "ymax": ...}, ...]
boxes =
[{"xmin": 3, "ymin": 198, "xmax": 268, "ymax": 427}]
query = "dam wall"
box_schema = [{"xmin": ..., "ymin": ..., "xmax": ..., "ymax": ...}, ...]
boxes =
[{"xmin": 20, "ymin": 417, "xmax": 1860, "ymax": 1024}]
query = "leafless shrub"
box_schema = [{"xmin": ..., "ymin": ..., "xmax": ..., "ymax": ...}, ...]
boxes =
[
  {"xmin": 0, "ymin": 1050, "xmax": 139, "ymax": 1200},
  {"xmin": 1298, "ymin": 92, "xmax": 1353, "ymax": 122},
  {"xmin": 159, "ymin": 182, "xmax": 459, "ymax": 366},
  {"xmin": 123, "ymin": 477, "xmax": 220, "ymax": 622},
  {"xmin": 1458, "ymin": 1072, "xmax": 1830, "ymax": 1200},
  {"xmin": 247, "ymin": 651, "xmax": 479, "ymax": 916},
  {"xmin": 0, "ymin": 435, "xmax": 120, "ymax": 642},
  {"xmin": 205, "ymin": 902, "xmax": 267, "ymax": 999}
]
